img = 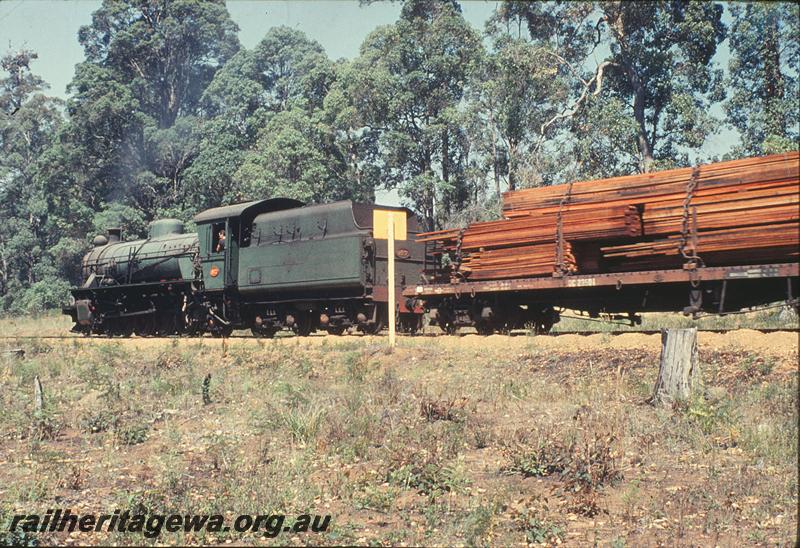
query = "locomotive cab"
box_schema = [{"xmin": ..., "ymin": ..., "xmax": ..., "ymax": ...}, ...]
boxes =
[{"xmin": 193, "ymin": 198, "xmax": 305, "ymax": 293}]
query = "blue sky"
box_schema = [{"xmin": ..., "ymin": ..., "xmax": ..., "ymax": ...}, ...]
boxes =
[{"xmin": 0, "ymin": 0, "xmax": 498, "ymax": 97}]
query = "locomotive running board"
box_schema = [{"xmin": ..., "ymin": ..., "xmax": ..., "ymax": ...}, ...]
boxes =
[{"xmin": 405, "ymin": 263, "xmax": 799, "ymax": 297}]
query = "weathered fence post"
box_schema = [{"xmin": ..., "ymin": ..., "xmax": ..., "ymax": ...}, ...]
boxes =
[
  {"xmin": 651, "ymin": 328, "xmax": 699, "ymax": 405},
  {"xmin": 202, "ymin": 373, "xmax": 212, "ymax": 405},
  {"xmin": 34, "ymin": 375, "xmax": 44, "ymax": 414}
]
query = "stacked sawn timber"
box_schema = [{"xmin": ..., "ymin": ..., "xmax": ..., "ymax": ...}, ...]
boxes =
[{"xmin": 416, "ymin": 152, "xmax": 799, "ymax": 280}]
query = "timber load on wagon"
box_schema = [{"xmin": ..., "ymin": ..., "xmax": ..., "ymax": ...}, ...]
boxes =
[{"xmin": 409, "ymin": 152, "xmax": 799, "ymax": 334}]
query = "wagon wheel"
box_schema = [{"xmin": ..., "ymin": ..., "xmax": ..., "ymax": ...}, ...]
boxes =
[
  {"xmin": 399, "ymin": 314, "xmax": 422, "ymax": 334},
  {"xmin": 362, "ymin": 318, "xmax": 384, "ymax": 335},
  {"xmin": 251, "ymin": 326, "xmax": 276, "ymax": 338},
  {"xmin": 475, "ymin": 322, "xmax": 494, "ymax": 336},
  {"xmin": 528, "ymin": 319, "xmax": 553, "ymax": 335},
  {"xmin": 293, "ymin": 314, "xmax": 314, "ymax": 337}
]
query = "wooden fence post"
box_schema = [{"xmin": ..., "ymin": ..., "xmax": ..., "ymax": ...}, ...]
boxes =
[
  {"xmin": 34, "ymin": 375, "xmax": 44, "ymax": 414},
  {"xmin": 651, "ymin": 328, "xmax": 699, "ymax": 406}
]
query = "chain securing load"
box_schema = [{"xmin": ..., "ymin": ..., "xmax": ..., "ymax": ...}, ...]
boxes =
[{"xmin": 554, "ymin": 178, "xmax": 575, "ymax": 277}]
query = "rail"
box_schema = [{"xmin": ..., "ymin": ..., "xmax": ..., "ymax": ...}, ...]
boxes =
[{"xmin": 1, "ymin": 327, "xmax": 797, "ymax": 341}]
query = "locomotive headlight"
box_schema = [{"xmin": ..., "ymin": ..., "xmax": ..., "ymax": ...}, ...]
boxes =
[{"xmin": 209, "ymin": 265, "xmax": 220, "ymax": 277}]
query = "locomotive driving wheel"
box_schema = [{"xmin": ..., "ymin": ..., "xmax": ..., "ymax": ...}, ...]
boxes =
[
  {"xmin": 134, "ymin": 316, "xmax": 154, "ymax": 337},
  {"xmin": 211, "ymin": 324, "xmax": 233, "ymax": 338},
  {"xmin": 118, "ymin": 322, "xmax": 134, "ymax": 338}
]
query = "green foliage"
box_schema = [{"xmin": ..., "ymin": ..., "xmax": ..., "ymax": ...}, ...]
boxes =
[
  {"xmin": 479, "ymin": 2, "xmax": 593, "ymax": 189},
  {"xmin": 0, "ymin": 50, "xmax": 74, "ymax": 312},
  {"xmin": 116, "ymin": 421, "xmax": 150, "ymax": 446},
  {"xmin": 580, "ymin": 3, "xmax": 725, "ymax": 173},
  {"xmin": 569, "ymin": 94, "xmax": 641, "ymax": 180},
  {"xmin": 234, "ymin": 107, "xmax": 354, "ymax": 203},
  {"xmin": 725, "ymin": 2, "xmax": 799, "ymax": 156},
  {"xmin": 10, "ymin": 279, "xmax": 72, "ymax": 315},
  {"xmin": 92, "ymin": 202, "xmax": 148, "ymax": 240},
  {"xmin": 62, "ymin": 0, "xmax": 240, "ymax": 215},
  {"xmin": 345, "ymin": 0, "xmax": 483, "ymax": 228},
  {"xmin": 511, "ymin": 506, "xmax": 565, "ymax": 545}
]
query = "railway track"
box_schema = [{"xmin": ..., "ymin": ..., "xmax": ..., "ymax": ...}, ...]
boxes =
[{"xmin": 0, "ymin": 327, "xmax": 797, "ymax": 341}]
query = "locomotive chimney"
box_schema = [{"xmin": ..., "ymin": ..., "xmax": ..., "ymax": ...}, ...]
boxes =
[{"xmin": 107, "ymin": 228, "xmax": 122, "ymax": 243}]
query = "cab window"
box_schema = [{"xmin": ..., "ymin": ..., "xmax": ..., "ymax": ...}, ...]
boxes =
[{"xmin": 211, "ymin": 222, "xmax": 226, "ymax": 253}]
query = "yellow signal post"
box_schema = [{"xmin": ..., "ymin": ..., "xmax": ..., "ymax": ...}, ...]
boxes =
[
  {"xmin": 387, "ymin": 219, "xmax": 396, "ymax": 347},
  {"xmin": 373, "ymin": 210, "xmax": 406, "ymax": 348}
]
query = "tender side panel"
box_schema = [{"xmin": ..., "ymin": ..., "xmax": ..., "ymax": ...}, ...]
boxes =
[
  {"xmin": 239, "ymin": 235, "xmax": 365, "ymax": 295},
  {"xmin": 239, "ymin": 201, "xmax": 370, "ymax": 296}
]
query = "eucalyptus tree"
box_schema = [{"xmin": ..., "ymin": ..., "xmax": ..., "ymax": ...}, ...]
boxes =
[
  {"xmin": 346, "ymin": 0, "xmax": 483, "ymax": 229},
  {"xmin": 725, "ymin": 2, "xmax": 799, "ymax": 156},
  {"xmin": 189, "ymin": 26, "xmax": 365, "ymax": 207},
  {"xmin": 592, "ymin": 1, "xmax": 726, "ymax": 172},
  {"xmin": 485, "ymin": 1, "xmax": 725, "ymax": 179},
  {"xmin": 59, "ymin": 0, "xmax": 240, "ymax": 217},
  {"xmin": 0, "ymin": 50, "xmax": 77, "ymax": 311},
  {"xmin": 475, "ymin": 1, "xmax": 597, "ymax": 191}
]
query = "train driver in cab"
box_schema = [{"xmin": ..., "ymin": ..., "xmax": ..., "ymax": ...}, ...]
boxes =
[{"xmin": 216, "ymin": 228, "xmax": 226, "ymax": 252}]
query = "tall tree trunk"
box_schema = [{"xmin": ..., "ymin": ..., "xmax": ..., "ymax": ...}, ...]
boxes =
[
  {"xmin": 440, "ymin": 128, "xmax": 450, "ymax": 216},
  {"xmin": 488, "ymin": 107, "xmax": 500, "ymax": 196},
  {"xmin": 508, "ymin": 140, "xmax": 518, "ymax": 191},
  {"xmin": 441, "ymin": 128, "xmax": 449, "ymax": 186},
  {"xmin": 424, "ymin": 147, "xmax": 435, "ymax": 231},
  {"xmin": 630, "ymin": 69, "xmax": 654, "ymax": 173},
  {"xmin": 761, "ymin": 17, "xmax": 786, "ymax": 138}
]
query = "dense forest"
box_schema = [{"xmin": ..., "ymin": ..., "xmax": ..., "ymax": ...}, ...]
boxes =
[{"xmin": 0, "ymin": 0, "xmax": 798, "ymax": 313}]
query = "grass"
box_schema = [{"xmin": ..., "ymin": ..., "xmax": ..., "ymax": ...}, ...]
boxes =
[
  {"xmin": 0, "ymin": 319, "xmax": 796, "ymax": 545},
  {"xmin": 551, "ymin": 305, "xmax": 799, "ymax": 332}
]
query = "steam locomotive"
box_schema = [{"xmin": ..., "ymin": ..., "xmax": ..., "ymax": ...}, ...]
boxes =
[{"xmin": 63, "ymin": 198, "xmax": 426, "ymax": 337}]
